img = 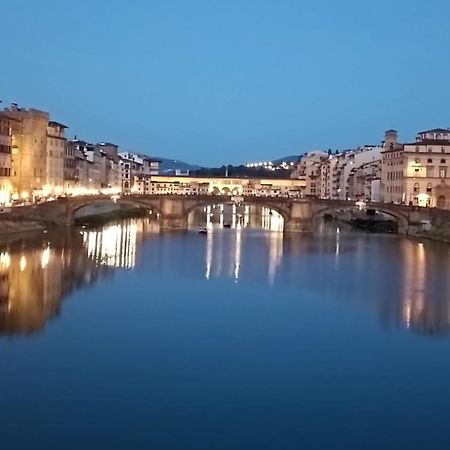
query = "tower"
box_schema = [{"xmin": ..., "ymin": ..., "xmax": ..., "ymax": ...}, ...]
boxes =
[{"xmin": 384, "ymin": 129, "xmax": 398, "ymax": 151}]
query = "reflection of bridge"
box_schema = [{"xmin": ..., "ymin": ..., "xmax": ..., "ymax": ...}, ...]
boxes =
[{"xmin": 9, "ymin": 194, "xmax": 445, "ymax": 233}]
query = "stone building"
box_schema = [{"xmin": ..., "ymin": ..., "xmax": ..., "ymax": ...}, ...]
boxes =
[
  {"xmin": 382, "ymin": 128, "xmax": 450, "ymax": 207},
  {"xmin": 4, "ymin": 106, "xmax": 49, "ymax": 200},
  {"xmin": 134, "ymin": 175, "xmax": 305, "ymax": 197},
  {"xmin": 0, "ymin": 112, "xmax": 14, "ymax": 205},
  {"xmin": 46, "ymin": 121, "xmax": 67, "ymax": 196},
  {"xmin": 291, "ymin": 151, "xmax": 328, "ymax": 197}
]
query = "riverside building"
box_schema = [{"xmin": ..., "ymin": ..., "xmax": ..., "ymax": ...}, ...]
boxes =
[
  {"xmin": 382, "ymin": 128, "xmax": 450, "ymax": 207},
  {"xmin": 0, "ymin": 113, "xmax": 14, "ymax": 205}
]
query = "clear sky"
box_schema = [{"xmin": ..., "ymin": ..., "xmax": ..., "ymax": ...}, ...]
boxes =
[{"xmin": 1, "ymin": 0, "xmax": 449, "ymax": 166}]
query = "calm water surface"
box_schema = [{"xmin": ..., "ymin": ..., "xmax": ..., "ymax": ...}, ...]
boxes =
[{"xmin": 1, "ymin": 217, "xmax": 450, "ymax": 449}]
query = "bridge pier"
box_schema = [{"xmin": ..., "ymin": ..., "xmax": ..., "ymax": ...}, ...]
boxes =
[
  {"xmin": 159, "ymin": 216, "xmax": 188, "ymax": 231},
  {"xmin": 284, "ymin": 218, "xmax": 313, "ymax": 232},
  {"xmin": 284, "ymin": 202, "xmax": 315, "ymax": 232}
]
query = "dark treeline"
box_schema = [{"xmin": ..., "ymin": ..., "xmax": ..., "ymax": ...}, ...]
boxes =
[{"xmin": 191, "ymin": 165, "xmax": 293, "ymax": 179}]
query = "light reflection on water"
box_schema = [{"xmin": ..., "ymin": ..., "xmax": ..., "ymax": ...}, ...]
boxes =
[
  {"xmin": 3, "ymin": 218, "xmax": 450, "ymax": 448},
  {"xmin": 1, "ymin": 218, "xmax": 450, "ymax": 337}
]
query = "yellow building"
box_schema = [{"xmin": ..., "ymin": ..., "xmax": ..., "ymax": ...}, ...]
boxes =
[
  {"xmin": 4, "ymin": 106, "xmax": 49, "ymax": 200},
  {"xmin": 382, "ymin": 128, "xmax": 450, "ymax": 207},
  {"xmin": 134, "ymin": 174, "xmax": 306, "ymax": 197},
  {"xmin": 46, "ymin": 121, "xmax": 67, "ymax": 196},
  {"xmin": 0, "ymin": 113, "xmax": 14, "ymax": 205}
]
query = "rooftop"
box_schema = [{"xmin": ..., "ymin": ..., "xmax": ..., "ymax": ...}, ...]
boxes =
[
  {"xmin": 405, "ymin": 139, "xmax": 450, "ymax": 146},
  {"xmin": 48, "ymin": 120, "xmax": 68, "ymax": 129},
  {"xmin": 418, "ymin": 128, "xmax": 450, "ymax": 134}
]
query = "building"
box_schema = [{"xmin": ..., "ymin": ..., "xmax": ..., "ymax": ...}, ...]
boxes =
[
  {"xmin": 45, "ymin": 121, "xmax": 67, "ymax": 196},
  {"xmin": 0, "ymin": 113, "xmax": 14, "ymax": 205},
  {"xmin": 382, "ymin": 128, "xmax": 450, "ymax": 207},
  {"xmin": 134, "ymin": 175, "xmax": 306, "ymax": 197},
  {"xmin": 118, "ymin": 151, "xmax": 160, "ymax": 193},
  {"xmin": 347, "ymin": 160, "xmax": 382, "ymax": 202},
  {"xmin": 4, "ymin": 106, "xmax": 49, "ymax": 200},
  {"xmin": 291, "ymin": 151, "xmax": 328, "ymax": 197},
  {"xmin": 63, "ymin": 139, "xmax": 76, "ymax": 193},
  {"xmin": 293, "ymin": 145, "xmax": 382, "ymax": 200}
]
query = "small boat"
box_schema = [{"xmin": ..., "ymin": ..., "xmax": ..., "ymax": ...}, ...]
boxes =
[
  {"xmin": 223, "ymin": 223, "xmax": 231, "ymax": 228},
  {"xmin": 198, "ymin": 228, "xmax": 208, "ymax": 234}
]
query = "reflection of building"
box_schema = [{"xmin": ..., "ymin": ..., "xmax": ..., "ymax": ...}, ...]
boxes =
[
  {"xmin": 200, "ymin": 206, "xmax": 284, "ymax": 283},
  {"xmin": 401, "ymin": 241, "xmax": 450, "ymax": 335},
  {"xmin": 83, "ymin": 222, "xmax": 138, "ymax": 269},
  {"xmin": 0, "ymin": 232, "xmax": 111, "ymax": 335},
  {"xmin": 82, "ymin": 219, "xmax": 158, "ymax": 269}
]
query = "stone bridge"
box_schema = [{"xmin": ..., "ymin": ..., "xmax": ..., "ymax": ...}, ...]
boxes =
[{"xmin": 4, "ymin": 194, "xmax": 442, "ymax": 234}]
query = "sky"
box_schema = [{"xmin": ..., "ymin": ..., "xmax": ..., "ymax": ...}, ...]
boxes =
[{"xmin": 1, "ymin": 0, "xmax": 450, "ymax": 166}]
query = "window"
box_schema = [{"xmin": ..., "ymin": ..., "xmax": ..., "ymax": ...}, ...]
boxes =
[
  {"xmin": 441, "ymin": 159, "xmax": 446, "ymax": 164},
  {"xmin": 427, "ymin": 159, "xmax": 433, "ymax": 163},
  {"xmin": 426, "ymin": 183, "xmax": 432, "ymax": 193},
  {"xmin": 426, "ymin": 166, "xmax": 434, "ymax": 178},
  {"xmin": 413, "ymin": 182, "xmax": 419, "ymax": 193},
  {"xmin": 440, "ymin": 167, "xmax": 447, "ymax": 179}
]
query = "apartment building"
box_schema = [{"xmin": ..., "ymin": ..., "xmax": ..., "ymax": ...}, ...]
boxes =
[
  {"xmin": 0, "ymin": 113, "xmax": 14, "ymax": 205},
  {"xmin": 382, "ymin": 128, "xmax": 450, "ymax": 207}
]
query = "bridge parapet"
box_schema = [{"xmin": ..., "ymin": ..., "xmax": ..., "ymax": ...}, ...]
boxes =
[{"xmin": 2, "ymin": 194, "xmax": 441, "ymax": 234}]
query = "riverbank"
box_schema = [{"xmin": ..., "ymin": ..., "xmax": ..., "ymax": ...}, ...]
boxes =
[
  {"xmin": 0, "ymin": 220, "xmax": 44, "ymax": 236},
  {"xmin": 415, "ymin": 221, "xmax": 450, "ymax": 244}
]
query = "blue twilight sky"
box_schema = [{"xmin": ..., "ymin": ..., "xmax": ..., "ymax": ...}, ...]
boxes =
[{"xmin": 1, "ymin": 0, "xmax": 449, "ymax": 166}]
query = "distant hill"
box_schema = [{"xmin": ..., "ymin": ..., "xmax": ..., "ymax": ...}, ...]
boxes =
[
  {"xmin": 156, "ymin": 154, "xmax": 300, "ymax": 173},
  {"xmin": 156, "ymin": 157, "xmax": 202, "ymax": 173},
  {"xmin": 271, "ymin": 155, "xmax": 300, "ymax": 164}
]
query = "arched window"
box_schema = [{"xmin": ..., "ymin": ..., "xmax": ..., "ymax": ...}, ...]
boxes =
[
  {"xmin": 426, "ymin": 183, "xmax": 432, "ymax": 193},
  {"xmin": 413, "ymin": 182, "xmax": 419, "ymax": 193},
  {"xmin": 427, "ymin": 158, "xmax": 433, "ymax": 163}
]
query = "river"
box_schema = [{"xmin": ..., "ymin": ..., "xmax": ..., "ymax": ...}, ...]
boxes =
[{"xmin": 1, "ymin": 211, "xmax": 450, "ymax": 449}]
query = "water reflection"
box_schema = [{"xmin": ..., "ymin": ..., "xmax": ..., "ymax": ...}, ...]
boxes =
[
  {"xmin": 188, "ymin": 204, "xmax": 284, "ymax": 232},
  {"xmin": 1, "ymin": 218, "xmax": 450, "ymax": 337},
  {"xmin": 0, "ymin": 230, "xmax": 112, "ymax": 336},
  {"xmin": 202, "ymin": 226, "xmax": 283, "ymax": 284}
]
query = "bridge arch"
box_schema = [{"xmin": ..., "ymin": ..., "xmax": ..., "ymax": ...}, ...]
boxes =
[
  {"xmin": 67, "ymin": 197, "xmax": 162, "ymax": 224},
  {"xmin": 183, "ymin": 197, "xmax": 291, "ymax": 226},
  {"xmin": 312, "ymin": 204, "xmax": 409, "ymax": 234}
]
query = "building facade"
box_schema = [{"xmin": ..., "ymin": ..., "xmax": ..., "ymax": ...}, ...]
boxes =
[
  {"xmin": 134, "ymin": 175, "xmax": 306, "ymax": 197},
  {"xmin": 46, "ymin": 121, "xmax": 67, "ymax": 196},
  {"xmin": 382, "ymin": 128, "xmax": 450, "ymax": 207},
  {"xmin": 0, "ymin": 113, "xmax": 14, "ymax": 205},
  {"xmin": 4, "ymin": 106, "xmax": 49, "ymax": 200}
]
